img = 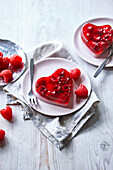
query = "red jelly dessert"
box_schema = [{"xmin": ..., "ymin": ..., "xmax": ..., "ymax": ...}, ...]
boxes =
[
  {"xmin": 35, "ymin": 68, "xmax": 73, "ymax": 107},
  {"xmin": 81, "ymin": 23, "xmax": 113, "ymax": 56}
]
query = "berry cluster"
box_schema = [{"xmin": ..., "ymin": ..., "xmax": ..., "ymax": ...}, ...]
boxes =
[
  {"xmin": 81, "ymin": 23, "xmax": 113, "ymax": 55},
  {"xmin": 0, "ymin": 52, "xmax": 23, "ymax": 83},
  {"xmin": 69, "ymin": 68, "xmax": 88, "ymax": 98},
  {"xmin": 0, "ymin": 106, "xmax": 12, "ymax": 141}
]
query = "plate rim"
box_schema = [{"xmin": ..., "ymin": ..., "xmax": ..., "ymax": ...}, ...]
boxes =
[
  {"xmin": 73, "ymin": 17, "xmax": 113, "ymax": 67},
  {"xmin": 21, "ymin": 57, "xmax": 91, "ymax": 116}
]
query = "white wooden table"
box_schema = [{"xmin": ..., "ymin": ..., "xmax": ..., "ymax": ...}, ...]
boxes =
[{"xmin": 0, "ymin": 0, "xmax": 113, "ymax": 170}]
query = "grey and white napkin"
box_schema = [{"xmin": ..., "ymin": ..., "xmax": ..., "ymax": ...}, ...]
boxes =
[{"xmin": 4, "ymin": 40, "xmax": 99, "ymax": 150}]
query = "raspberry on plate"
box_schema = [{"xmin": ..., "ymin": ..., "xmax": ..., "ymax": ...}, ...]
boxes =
[
  {"xmin": 0, "ymin": 53, "xmax": 3, "ymax": 71},
  {"xmin": 2, "ymin": 57, "xmax": 10, "ymax": 70},
  {"xmin": 75, "ymin": 84, "xmax": 88, "ymax": 97},
  {"xmin": 0, "ymin": 56, "xmax": 3, "ymax": 63},
  {"xmin": 0, "ymin": 129, "xmax": 5, "ymax": 141},
  {"xmin": 0, "ymin": 62, "xmax": 3, "ymax": 71},
  {"xmin": 0, "ymin": 69, "xmax": 13, "ymax": 83},
  {"xmin": 0, "ymin": 106, "xmax": 12, "ymax": 121},
  {"xmin": 70, "ymin": 68, "xmax": 81, "ymax": 80},
  {"xmin": 0, "ymin": 52, "xmax": 3, "ymax": 58},
  {"xmin": 10, "ymin": 54, "xmax": 22, "ymax": 68}
]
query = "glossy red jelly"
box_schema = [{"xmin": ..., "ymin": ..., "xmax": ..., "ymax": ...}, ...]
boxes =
[
  {"xmin": 81, "ymin": 23, "xmax": 113, "ymax": 56},
  {"xmin": 35, "ymin": 68, "xmax": 73, "ymax": 107}
]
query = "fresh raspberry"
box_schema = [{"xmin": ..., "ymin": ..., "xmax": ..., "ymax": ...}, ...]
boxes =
[
  {"xmin": 2, "ymin": 57, "xmax": 10, "ymax": 69},
  {"xmin": 0, "ymin": 56, "xmax": 3, "ymax": 63},
  {"xmin": 0, "ymin": 62, "xmax": 3, "ymax": 71},
  {"xmin": 70, "ymin": 68, "xmax": 81, "ymax": 80},
  {"xmin": 0, "ymin": 69, "xmax": 13, "ymax": 83},
  {"xmin": 0, "ymin": 106, "xmax": 12, "ymax": 121},
  {"xmin": 0, "ymin": 129, "xmax": 5, "ymax": 140},
  {"xmin": 0, "ymin": 53, "xmax": 3, "ymax": 71},
  {"xmin": 10, "ymin": 55, "xmax": 22, "ymax": 68},
  {"xmin": 0, "ymin": 52, "xmax": 3, "ymax": 58},
  {"xmin": 75, "ymin": 84, "xmax": 88, "ymax": 97}
]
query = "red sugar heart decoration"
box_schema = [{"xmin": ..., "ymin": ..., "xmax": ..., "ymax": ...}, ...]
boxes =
[
  {"xmin": 35, "ymin": 68, "xmax": 73, "ymax": 107},
  {"xmin": 81, "ymin": 23, "xmax": 113, "ymax": 56}
]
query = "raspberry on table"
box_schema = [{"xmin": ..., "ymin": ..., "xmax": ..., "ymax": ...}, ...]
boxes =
[
  {"xmin": 0, "ymin": 69, "xmax": 13, "ymax": 83},
  {"xmin": 70, "ymin": 68, "xmax": 81, "ymax": 80},
  {"xmin": 0, "ymin": 106, "xmax": 12, "ymax": 121},
  {"xmin": 75, "ymin": 84, "xmax": 88, "ymax": 98},
  {"xmin": 10, "ymin": 54, "xmax": 22, "ymax": 68},
  {"xmin": 0, "ymin": 129, "xmax": 5, "ymax": 141}
]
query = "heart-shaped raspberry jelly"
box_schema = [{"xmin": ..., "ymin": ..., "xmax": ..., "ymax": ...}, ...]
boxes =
[
  {"xmin": 81, "ymin": 23, "xmax": 113, "ymax": 56},
  {"xmin": 35, "ymin": 68, "xmax": 73, "ymax": 107}
]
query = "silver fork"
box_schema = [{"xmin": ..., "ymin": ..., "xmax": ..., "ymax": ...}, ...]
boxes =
[
  {"xmin": 28, "ymin": 58, "xmax": 37, "ymax": 105},
  {"xmin": 93, "ymin": 46, "xmax": 113, "ymax": 78}
]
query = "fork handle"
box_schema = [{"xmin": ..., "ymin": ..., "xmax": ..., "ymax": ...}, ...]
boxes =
[
  {"xmin": 30, "ymin": 58, "xmax": 34, "ymax": 90},
  {"xmin": 93, "ymin": 49, "xmax": 113, "ymax": 78}
]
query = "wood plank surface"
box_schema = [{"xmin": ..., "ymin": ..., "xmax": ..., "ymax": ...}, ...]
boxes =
[{"xmin": 0, "ymin": 0, "xmax": 113, "ymax": 170}]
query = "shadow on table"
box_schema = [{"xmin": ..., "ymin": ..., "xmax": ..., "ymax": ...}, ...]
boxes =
[
  {"xmin": 0, "ymin": 86, "xmax": 3, "ymax": 91},
  {"xmin": 0, "ymin": 137, "xmax": 8, "ymax": 148}
]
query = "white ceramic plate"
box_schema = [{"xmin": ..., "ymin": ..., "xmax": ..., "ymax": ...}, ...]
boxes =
[
  {"xmin": 0, "ymin": 39, "xmax": 27, "ymax": 86},
  {"xmin": 22, "ymin": 58, "xmax": 91, "ymax": 116},
  {"xmin": 74, "ymin": 17, "xmax": 113, "ymax": 67}
]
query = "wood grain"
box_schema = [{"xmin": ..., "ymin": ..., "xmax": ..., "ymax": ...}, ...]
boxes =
[{"xmin": 0, "ymin": 0, "xmax": 113, "ymax": 170}]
